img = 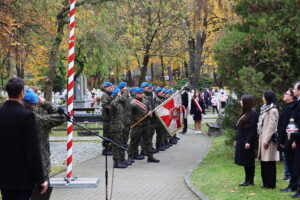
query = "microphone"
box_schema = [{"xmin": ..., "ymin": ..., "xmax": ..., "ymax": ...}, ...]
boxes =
[{"xmin": 57, "ymin": 107, "xmax": 71, "ymax": 121}]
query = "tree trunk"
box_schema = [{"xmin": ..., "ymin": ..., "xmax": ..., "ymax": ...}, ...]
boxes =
[
  {"xmin": 167, "ymin": 65, "xmax": 172, "ymax": 83},
  {"xmin": 150, "ymin": 63, "xmax": 154, "ymax": 82},
  {"xmin": 140, "ymin": 51, "xmax": 150, "ymax": 85},
  {"xmin": 127, "ymin": 69, "xmax": 133, "ymax": 86},
  {"xmin": 188, "ymin": 37, "xmax": 195, "ymax": 89},
  {"xmin": 160, "ymin": 55, "xmax": 165, "ymax": 86},
  {"xmin": 213, "ymin": 71, "xmax": 223, "ymax": 88},
  {"xmin": 44, "ymin": 13, "xmax": 67, "ymax": 102},
  {"xmin": 184, "ymin": 61, "xmax": 189, "ymax": 78}
]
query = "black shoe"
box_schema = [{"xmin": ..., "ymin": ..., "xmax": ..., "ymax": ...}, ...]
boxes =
[
  {"xmin": 179, "ymin": 131, "xmax": 187, "ymax": 134},
  {"xmin": 106, "ymin": 149, "xmax": 113, "ymax": 156},
  {"xmin": 122, "ymin": 160, "xmax": 132, "ymax": 166},
  {"xmin": 133, "ymin": 155, "xmax": 145, "ymax": 160},
  {"xmin": 280, "ymin": 188, "xmax": 296, "ymax": 193},
  {"xmin": 114, "ymin": 162, "xmax": 127, "ymax": 169},
  {"xmin": 292, "ymin": 192, "xmax": 300, "ymax": 199},
  {"xmin": 128, "ymin": 157, "xmax": 135, "ymax": 164},
  {"xmin": 141, "ymin": 151, "xmax": 147, "ymax": 156},
  {"xmin": 174, "ymin": 136, "xmax": 180, "ymax": 140},
  {"xmin": 157, "ymin": 146, "xmax": 165, "ymax": 151},
  {"xmin": 102, "ymin": 149, "xmax": 107, "ymax": 155},
  {"xmin": 239, "ymin": 181, "xmax": 249, "ymax": 186},
  {"xmin": 170, "ymin": 139, "xmax": 177, "ymax": 144},
  {"xmin": 151, "ymin": 148, "xmax": 159, "ymax": 154},
  {"xmin": 147, "ymin": 157, "xmax": 160, "ymax": 163}
]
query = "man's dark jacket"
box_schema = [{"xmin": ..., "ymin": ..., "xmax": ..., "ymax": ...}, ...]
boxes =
[
  {"xmin": 278, "ymin": 101, "xmax": 296, "ymax": 150},
  {"xmin": 291, "ymin": 100, "xmax": 300, "ymax": 161},
  {"xmin": 182, "ymin": 91, "xmax": 188, "ymax": 108},
  {"xmin": 0, "ymin": 100, "xmax": 45, "ymax": 189}
]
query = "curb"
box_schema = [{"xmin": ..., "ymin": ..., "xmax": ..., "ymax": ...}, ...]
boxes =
[{"xmin": 184, "ymin": 136, "xmax": 211, "ymax": 200}]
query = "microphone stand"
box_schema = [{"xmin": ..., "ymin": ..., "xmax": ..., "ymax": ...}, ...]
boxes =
[{"xmin": 67, "ymin": 117, "xmax": 128, "ymax": 200}]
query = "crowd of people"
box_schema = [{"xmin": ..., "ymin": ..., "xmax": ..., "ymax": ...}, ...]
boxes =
[{"xmin": 234, "ymin": 81, "xmax": 300, "ymax": 199}]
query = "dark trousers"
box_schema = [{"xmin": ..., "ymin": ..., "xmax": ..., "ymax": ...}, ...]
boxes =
[
  {"xmin": 129, "ymin": 124, "xmax": 153, "ymax": 157},
  {"xmin": 110, "ymin": 132, "xmax": 125, "ymax": 163},
  {"xmin": 261, "ymin": 161, "xmax": 276, "ymax": 188},
  {"xmin": 1, "ymin": 189, "xmax": 32, "ymax": 200},
  {"xmin": 182, "ymin": 109, "xmax": 187, "ymax": 132},
  {"xmin": 212, "ymin": 106, "xmax": 219, "ymax": 114},
  {"xmin": 285, "ymin": 150, "xmax": 298, "ymax": 189},
  {"xmin": 155, "ymin": 122, "xmax": 164, "ymax": 148},
  {"xmin": 102, "ymin": 122, "xmax": 112, "ymax": 151},
  {"xmin": 244, "ymin": 165, "xmax": 255, "ymax": 183}
]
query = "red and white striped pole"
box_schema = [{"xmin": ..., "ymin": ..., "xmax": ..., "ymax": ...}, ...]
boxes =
[{"xmin": 66, "ymin": 0, "xmax": 76, "ymax": 180}]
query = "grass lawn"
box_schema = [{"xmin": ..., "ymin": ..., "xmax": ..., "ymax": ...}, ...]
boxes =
[
  {"xmin": 51, "ymin": 122, "xmax": 103, "ymax": 137},
  {"xmin": 190, "ymin": 136, "xmax": 294, "ymax": 200}
]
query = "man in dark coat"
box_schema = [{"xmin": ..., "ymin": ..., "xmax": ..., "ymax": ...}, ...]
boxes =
[
  {"xmin": 180, "ymin": 88, "xmax": 189, "ymax": 134},
  {"xmin": 290, "ymin": 82, "xmax": 300, "ymax": 198},
  {"xmin": 0, "ymin": 78, "xmax": 48, "ymax": 200}
]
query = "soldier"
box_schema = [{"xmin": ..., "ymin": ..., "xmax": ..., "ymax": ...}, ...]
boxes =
[
  {"xmin": 154, "ymin": 88, "xmax": 166, "ymax": 151},
  {"xmin": 109, "ymin": 87, "xmax": 128, "ymax": 168},
  {"xmin": 101, "ymin": 82, "xmax": 114, "ymax": 156},
  {"xmin": 140, "ymin": 82, "xmax": 158, "ymax": 155},
  {"xmin": 118, "ymin": 82, "xmax": 134, "ymax": 165},
  {"xmin": 128, "ymin": 88, "xmax": 160, "ymax": 163},
  {"xmin": 23, "ymin": 89, "xmax": 67, "ymax": 180}
]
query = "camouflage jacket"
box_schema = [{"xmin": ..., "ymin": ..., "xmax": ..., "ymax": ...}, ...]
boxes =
[
  {"xmin": 109, "ymin": 95, "xmax": 125, "ymax": 132},
  {"xmin": 153, "ymin": 95, "xmax": 164, "ymax": 121},
  {"xmin": 33, "ymin": 102, "xmax": 66, "ymax": 178},
  {"xmin": 131, "ymin": 97, "xmax": 150, "ymax": 127},
  {"xmin": 121, "ymin": 89, "xmax": 132, "ymax": 126},
  {"xmin": 101, "ymin": 91, "xmax": 112, "ymax": 122}
]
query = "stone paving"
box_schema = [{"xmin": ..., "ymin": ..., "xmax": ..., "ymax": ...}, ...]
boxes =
[{"xmin": 50, "ymin": 130, "xmax": 209, "ymax": 200}]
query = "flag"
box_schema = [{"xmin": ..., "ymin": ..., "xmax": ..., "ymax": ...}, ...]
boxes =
[{"xmin": 155, "ymin": 91, "xmax": 183, "ymax": 136}]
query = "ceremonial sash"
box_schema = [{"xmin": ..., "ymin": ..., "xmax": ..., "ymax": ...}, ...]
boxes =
[
  {"xmin": 192, "ymin": 98, "xmax": 203, "ymax": 113},
  {"xmin": 132, "ymin": 99, "xmax": 148, "ymax": 111}
]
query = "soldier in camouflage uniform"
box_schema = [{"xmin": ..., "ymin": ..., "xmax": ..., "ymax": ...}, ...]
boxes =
[
  {"xmin": 140, "ymin": 82, "xmax": 158, "ymax": 155},
  {"xmin": 109, "ymin": 87, "xmax": 127, "ymax": 168},
  {"xmin": 118, "ymin": 82, "xmax": 133, "ymax": 165},
  {"xmin": 128, "ymin": 88, "xmax": 159, "ymax": 163},
  {"xmin": 153, "ymin": 88, "xmax": 167, "ymax": 151},
  {"xmin": 100, "ymin": 82, "xmax": 114, "ymax": 156},
  {"xmin": 23, "ymin": 89, "xmax": 66, "ymax": 179}
]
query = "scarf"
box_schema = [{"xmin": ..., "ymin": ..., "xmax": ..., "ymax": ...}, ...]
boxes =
[{"xmin": 257, "ymin": 103, "xmax": 276, "ymax": 134}]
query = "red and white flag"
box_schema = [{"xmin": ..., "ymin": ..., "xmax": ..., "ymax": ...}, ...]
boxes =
[{"xmin": 155, "ymin": 91, "xmax": 182, "ymax": 136}]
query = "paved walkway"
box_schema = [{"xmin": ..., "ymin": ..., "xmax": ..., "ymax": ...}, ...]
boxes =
[{"xmin": 50, "ymin": 129, "xmax": 209, "ymax": 200}]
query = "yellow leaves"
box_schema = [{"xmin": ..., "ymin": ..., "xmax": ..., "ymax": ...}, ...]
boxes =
[{"xmin": 248, "ymin": 192, "xmax": 256, "ymax": 196}]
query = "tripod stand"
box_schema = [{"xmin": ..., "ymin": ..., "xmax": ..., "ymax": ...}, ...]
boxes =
[{"xmin": 67, "ymin": 117, "xmax": 128, "ymax": 200}]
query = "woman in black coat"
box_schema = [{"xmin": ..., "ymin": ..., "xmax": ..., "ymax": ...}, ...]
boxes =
[
  {"xmin": 234, "ymin": 94, "xmax": 258, "ymax": 186},
  {"xmin": 190, "ymin": 90, "xmax": 206, "ymax": 134}
]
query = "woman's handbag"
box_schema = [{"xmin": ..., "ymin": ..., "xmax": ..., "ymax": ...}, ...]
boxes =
[{"xmin": 271, "ymin": 131, "xmax": 279, "ymax": 143}]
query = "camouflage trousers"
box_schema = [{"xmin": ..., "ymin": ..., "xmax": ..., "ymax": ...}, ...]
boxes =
[
  {"xmin": 102, "ymin": 122, "xmax": 112, "ymax": 151},
  {"xmin": 140, "ymin": 123, "xmax": 155, "ymax": 153},
  {"xmin": 122, "ymin": 125, "xmax": 131, "ymax": 147},
  {"xmin": 155, "ymin": 121, "xmax": 165, "ymax": 148},
  {"xmin": 110, "ymin": 131, "xmax": 125, "ymax": 163},
  {"xmin": 129, "ymin": 124, "xmax": 153, "ymax": 157}
]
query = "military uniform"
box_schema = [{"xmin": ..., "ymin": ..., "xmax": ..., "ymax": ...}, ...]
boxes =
[
  {"xmin": 101, "ymin": 90, "xmax": 113, "ymax": 154},
  {"xmin": 33, "ymin": 103, "xmax": 66, "ymax": 179},
  {"xmin": 154, "ymin": 95, "xmax": 165, "ymax": 150},
  {"xmin": 121, "ymin": 89, "xmax": 132, "ymax": 147},
  {"xmin": 109, "ymin": 95, "xmax": 126, "ymax": 165},
  {"xmin": 129, "ymin": 96, "xmax": 158, "ymax": 162}
]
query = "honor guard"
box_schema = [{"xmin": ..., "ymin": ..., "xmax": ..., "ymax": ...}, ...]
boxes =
[
  {"xmin": 128, "ymin": 88, "xmax": 160, "ymax": 163},
  {"xmin": 100, "ymin": 82, "xmax": 114, "ymax": 156}
]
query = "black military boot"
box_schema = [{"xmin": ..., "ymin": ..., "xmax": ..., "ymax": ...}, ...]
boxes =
[
  {"xmin": 122, "ymin": 159, "xmax": 132, "ymax": 166},
  {"xmin": 114, "ymin": 162, "xmax": 127, "ymax": 169},
  {"xmin": 127, "ymin": 156, "xmax": 135, "ymax": 164},
  {"xmin": 170, "ymin": 138, "xmax": 177, "ymax": 144},
  {"xmin": 157, "ymin": 146, "xmax": 165, "ymax": 151},
  {"xmin": 141, "ymin": 151, "xmax": 147, "ymax": 156},
  {"xmin": 133, "ymin": 154, "xmax": 145, "ymax": 160},
  {"xmin": 151, "ymin": 148, "xmax": 159, "ymax": 154},
  {"xmin": 147, "ymin": 156, "xmax": 160, "ymax": 163},
  {"xmin": 174, "ymin": 135, "xmax": 180, "ymax": 140}
]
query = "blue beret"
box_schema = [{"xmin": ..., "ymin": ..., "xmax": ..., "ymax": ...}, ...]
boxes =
[
  {"xmin": 118, "ymin": 82, "xmax": 127, "ymax": 89},
  {"xmin": 170, "ymin": 90, "xmax": 175, "ymax": 94},
  {"xmin": 112, "ymin": 87, "xmax": 120, "ymax": 97},
  {"xmin": 148, "ymin": 83, "xmax": 153, "ymax": 88},
  {"xmin": 135, "ymin": 87, "xmax": 143, "ymax": 94},
  {"xmin": 129, "ymin": 87, "xmax": 136, "ymax": 93},
  {"xmin": 24, "ymin": 89, "xmax": 39, "ymax": 104},
  {"xmin": 161, "ymin": 88, "xmax": 166, "ymax": 93},
  {"xmin": 141, "ymin": 82, "xmax": 148, "ymax": 88},
  {"xmin": 102, "ymin": 82, "xmax": 112, "ymax": 87},
  {"xmin": 154, "ymin": 87, "xmax": 162, "ymax": 94}
]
